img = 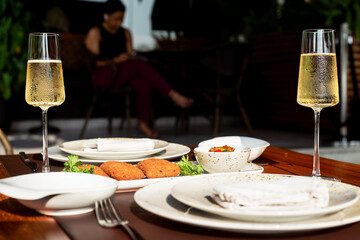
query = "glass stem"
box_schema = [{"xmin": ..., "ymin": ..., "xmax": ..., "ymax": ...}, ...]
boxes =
[
  {"xmin": 312, "ymin": 108, "xmax": 322, "ymax": 177},
  {"xmin": 41, "ymin": 108, "xmax": 50, "ymax": 172}
]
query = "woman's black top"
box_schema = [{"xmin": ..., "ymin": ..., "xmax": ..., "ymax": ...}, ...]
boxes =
[{"xmin": 99, "ymin": 25, "xmax": 127, "ymax": 59}]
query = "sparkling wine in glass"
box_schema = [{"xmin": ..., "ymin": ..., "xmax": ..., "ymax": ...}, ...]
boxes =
[
  {"xmin": 25, "ymin": 33, "xmax": 65, "ymax": 172},
  {"xmin": 297, "ymin": 29, "xmax": 339, "ymax": 181}
]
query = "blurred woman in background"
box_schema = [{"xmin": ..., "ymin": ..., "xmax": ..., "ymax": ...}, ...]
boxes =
[{"xmin": 85, "ymin": 0, "xmax": 193, "ymax": 138}]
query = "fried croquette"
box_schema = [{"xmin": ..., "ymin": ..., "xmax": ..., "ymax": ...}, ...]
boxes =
[
  {"xmin": 78, "ymin": 164, "xmax": 110, "ymax": 177},
  {"xmin": 136, "ymin": 158, "xmax": 180, "ymax": 178},
  {"xmin": 100, "ymin": 161, "xmax": 144, "ymax": 180}
]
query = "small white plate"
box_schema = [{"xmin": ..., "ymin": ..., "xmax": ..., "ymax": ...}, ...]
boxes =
[
  {"xmin": 199, "ymin": 136, "xmax": 270, "ymax": 161},
  {"xmin": 171, "ymin": 174, "xmax": 359, "ymax": 222},
  {"xmin": 0, "ymin": 172, "xmax": 118, "ymax": 216},
  {"xmin": 50, "ymin": 142, "xmax": 190, "ymax": 163},
  {"xmin": 134, "ymin": 174, "xmax": 360, "ymax": 233},
  {"xmin": 59, "ymin": 138, "xmax": 169, "ymax": 160},
  {"xmin": 117, "ymin": 163, "xmax": 263, "ymax": 189}
]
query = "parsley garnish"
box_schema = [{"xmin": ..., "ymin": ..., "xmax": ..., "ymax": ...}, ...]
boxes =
[
  {"xmin": 62, "ymin": 155, "xmax": 94, "ymax": 174},
  {"xmin": 176, "ymin": 155, "xmax": 204, "ymax": 176}
]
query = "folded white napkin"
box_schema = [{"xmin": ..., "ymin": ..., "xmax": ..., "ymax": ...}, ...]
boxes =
[
  {"xmin": 212, "ymin": 178, "xmax": 329, "ymax": 211},
  {"xmin": 83, "ymin": 138, "xmax": 154, "ymax": 152}
]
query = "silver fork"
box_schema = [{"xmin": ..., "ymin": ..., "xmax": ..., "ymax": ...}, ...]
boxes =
[{"xmin": 95, "ymin": 198, "xmax": 143, "ymax": 240}]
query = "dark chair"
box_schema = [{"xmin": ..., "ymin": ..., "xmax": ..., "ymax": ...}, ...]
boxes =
[
  {"xmin": 0, "ymin": 128, "xmax": 13, "ymax": 155},
  {"xmin": 198, "ymin": 42, "xmax": 253, "ymax": 136},
  {"xmin": 59, "ymin": 33, "xmax": 132, "ymax": 138},
  {"xmin": 79, "ymin": 58, "xmax": 133, "ymax": 138}
]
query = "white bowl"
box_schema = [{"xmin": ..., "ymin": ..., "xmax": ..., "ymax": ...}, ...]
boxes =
[
  {"xmin": 0, "ymin": 172, "xmax": 118, "ymax": 216},
  {"xmin": 198, "ymin": 136, "xmax": 270, "ymax": 161},
  {"xmin": 194, "ymin": 145, "xmax": 251, "ymax": 173}
]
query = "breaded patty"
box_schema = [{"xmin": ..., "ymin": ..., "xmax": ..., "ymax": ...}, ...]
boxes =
[
  {"xmin": 100, "ymin": 161, "xmax": 144, "ymax": 180},
  {"xmin": 137, "ymin": 158, "xmax": 180, "ymax": 178},
  {"xmin": 78, "ymin": 164, "xmax": 109, "ymax": 177}
]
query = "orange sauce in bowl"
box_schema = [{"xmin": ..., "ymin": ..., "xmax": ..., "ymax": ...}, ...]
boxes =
[{"xmin": 209, "ymin": 145, "xmax": 235, "ymax": 152}]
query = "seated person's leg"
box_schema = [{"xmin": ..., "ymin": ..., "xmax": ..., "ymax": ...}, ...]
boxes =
[
  {"xmin": 128, "ymin": 59, "xmax": 194, "ymax": 108},
  {"xmin": 130, "ymin": 78, "xmax": 158, "ymax": 138}
]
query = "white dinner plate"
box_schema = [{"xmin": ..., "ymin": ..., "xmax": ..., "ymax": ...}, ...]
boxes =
[
  {"xmin": 50, "ymin": 142, "xmax": 190, "ymax": 163},
  {"xmin": 117, "ymin": 163, "xmax": 263, "ymax": 189},
  {"xmin": 198, "ymin": 136, "xmax": 270, "ymax": 161},
  {"xmin": 171, "ymin": 174, "xmax": 359, "ymax": 222},
  {"xmin": 134, "ymin": 174, "xmax": 360, "ymax": 233},
  {"xmin": 58, "ymin": 138, "xmax": 169, "ymax": 160}
]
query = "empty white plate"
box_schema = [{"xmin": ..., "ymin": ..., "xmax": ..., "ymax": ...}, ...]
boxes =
[{"xmin": 0, "ymin": 172, "xmax": 118, "ymax": 216}]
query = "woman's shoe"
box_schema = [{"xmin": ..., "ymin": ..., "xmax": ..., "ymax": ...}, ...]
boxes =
[
  {"xmin": 138, "ymin": 121, "xmax": 159, "ymax": 139},
  {"xmin": 169, "ymin": 90, "xmax": 194, "ymax": 108}
]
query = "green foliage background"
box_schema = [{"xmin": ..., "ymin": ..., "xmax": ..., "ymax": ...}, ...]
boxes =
[
  {"xmin": 315, "ymin": 0, "xmax": 360, "ymax": 40},
  {"xmin": 0, "ymin": 0, "xmax": 31, "ymax": 100},
  {"xmin": 245, "ymin": 0, "xmax": 360, "ymax": 40}
]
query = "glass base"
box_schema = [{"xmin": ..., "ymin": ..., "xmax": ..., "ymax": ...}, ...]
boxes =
[{"xmin": 306, "ymin": 175, "xmax": 341, "ymax": 182}]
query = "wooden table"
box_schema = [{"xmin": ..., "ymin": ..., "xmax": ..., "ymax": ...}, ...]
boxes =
[{"xmin": 1, "ymin": 146, "xmax": 360, "ymax": 240}]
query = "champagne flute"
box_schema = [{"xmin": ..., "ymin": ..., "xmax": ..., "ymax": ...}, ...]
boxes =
[
  {"xmin": 25, "ymin": 33, "xmax": 65, "ymax": 172},
  {"xmin": 297, "ymin": 29, "xmax": 339, "ymax": 181}
]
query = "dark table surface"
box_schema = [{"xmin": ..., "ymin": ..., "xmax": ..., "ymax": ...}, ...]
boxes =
[{"xmin": 1, "ymin": 146, "xmax": 360, "ymax": 240}]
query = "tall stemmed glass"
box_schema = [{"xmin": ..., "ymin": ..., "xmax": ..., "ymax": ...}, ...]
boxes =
[
  {"xmin": 297, "ymin": 29, "xmax": 339, "ymax": 181},
  {"xmin": 25, "ymin": 33, "xmax": 65, "ymax": 172}
]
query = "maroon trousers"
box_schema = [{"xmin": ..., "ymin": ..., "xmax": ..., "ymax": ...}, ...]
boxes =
[{"xmin": 92, "ymin": 59, "xmax": 172, "ymax": 122}]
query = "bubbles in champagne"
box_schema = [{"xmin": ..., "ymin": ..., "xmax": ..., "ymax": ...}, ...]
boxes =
[
  {"xmin": 297, "ymin": 53, "xmax": 339, "ymax": 108},
  {"xmin": 25, "ymin": 60, "xmax": 66, "ymax": 108}
]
